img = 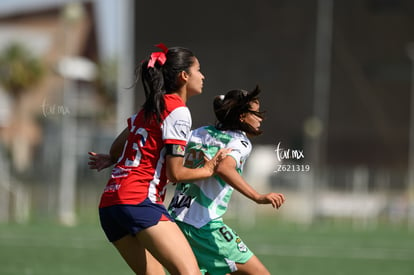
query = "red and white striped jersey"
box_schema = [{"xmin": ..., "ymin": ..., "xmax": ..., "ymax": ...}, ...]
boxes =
[{"xmin": 99, "ymin": 94, "xmax": 191, "ymax": 208}]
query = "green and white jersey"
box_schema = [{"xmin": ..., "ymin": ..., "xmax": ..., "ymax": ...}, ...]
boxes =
[{"xmin": 168, "ymin": 125, "xmax": 252, "ymax": 229}]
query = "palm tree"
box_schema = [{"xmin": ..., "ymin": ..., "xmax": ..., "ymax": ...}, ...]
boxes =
[
  {"xmin": 0, "ymin": 43, "xmax": 45, "ymax": 173},
  {"xmin": 0, "ymin": 43, "xmax": 44, "ymax": 100}
]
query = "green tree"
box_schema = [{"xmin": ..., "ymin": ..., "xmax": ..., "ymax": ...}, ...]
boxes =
[
  {"xmin": 0, "ymin": 43, "xmax": 45, "ymax": 173},
  {"xmin": 0, "ymin": 43, "xmax": 44, "ymax": 99}
]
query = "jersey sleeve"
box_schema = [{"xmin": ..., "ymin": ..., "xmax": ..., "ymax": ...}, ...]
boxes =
[
  {"xmin": 162, "ymin": 106, "xmax": 192, "ymax": 146},
  {"xmin": 226, "ymin": 135, "xmax": 251, "ymax": 170},
  {"xmin": 126, "ymin": 114, "xmax": 137, "ymax": 131}
]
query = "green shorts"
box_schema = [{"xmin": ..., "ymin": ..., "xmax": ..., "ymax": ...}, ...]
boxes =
[{"xmin": 176, "ymin": 219, "xmax": 254, "ymax": 275}]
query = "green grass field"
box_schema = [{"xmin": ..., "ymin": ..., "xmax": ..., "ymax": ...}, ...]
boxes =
[{"xmin": 0, "ymin": 217, "xmax": 413, "ymax": 275}]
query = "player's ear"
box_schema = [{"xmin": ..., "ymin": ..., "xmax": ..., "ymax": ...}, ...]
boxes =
[{"xmin": 178, "ymin": 71, "xmax": 189, "ymax": 82}]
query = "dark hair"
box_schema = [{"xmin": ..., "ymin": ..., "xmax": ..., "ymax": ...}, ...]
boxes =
[
  {"xmin": 213, "ymin": 85, "xmax": 264, "ymax": 136},
  {"xmin": 134, "ymin": 46, "xmax": 195, "ymax": 123}
]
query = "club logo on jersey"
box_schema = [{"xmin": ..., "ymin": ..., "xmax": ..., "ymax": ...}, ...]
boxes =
[
  {"xmin": 173, "ymin": 144, "xmax": 186, "ymax": 156},
  {"xmin": 237, "ymin": 242, "xmax": 248, "ymax": 252},
  {"xmin": 234, "ymin": 236, "xmax": 248, "ymax": 252}
]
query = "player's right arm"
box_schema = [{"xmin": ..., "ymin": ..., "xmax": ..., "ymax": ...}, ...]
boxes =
[
  {"xmin": 165, "ymin": 148, "xmax": 230, "ymax": 183},
  {"xmin": 215, "ymin": 156, "xmax": 286, "ymax": 209},
  {"xmin": 88, "ymin": 127, "xmax": 129, "ymax": 171},
  {"xmin": 109, "ymin": 127, "xmax": 129, "ymax": 163}
]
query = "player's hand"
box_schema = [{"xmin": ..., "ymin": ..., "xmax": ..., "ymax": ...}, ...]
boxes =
[
  {"xmin": 203, "ymin": 148, "xmax": 232, "ymax": 174},
  {"xmin": 88, "ymin": 151, "xmax": 115, "ymax": 171},
  {"xmin": 256, "ymin": 192, "xmax": 286, "ymax": 209}
]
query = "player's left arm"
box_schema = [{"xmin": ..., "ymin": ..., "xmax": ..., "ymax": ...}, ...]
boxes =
[{"xmin": 216, "ymin": 156, "xmax": 286, "ymax": 209}]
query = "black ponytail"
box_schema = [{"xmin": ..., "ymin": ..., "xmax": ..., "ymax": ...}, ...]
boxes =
[
  {"xmin": 140, "ymin": 60, "xmax": 166, "ymax": 123},
  {"xmin": 135, "ymin": 46, "xmax": 195, "ymax": 123}
]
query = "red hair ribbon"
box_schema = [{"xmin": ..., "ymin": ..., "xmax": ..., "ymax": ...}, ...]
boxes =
[{"xmin": 147, "ymin": 43, "xmax": 169, "ymax": 68}]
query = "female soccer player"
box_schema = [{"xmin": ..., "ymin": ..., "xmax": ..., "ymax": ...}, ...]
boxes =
[
  {"xmin": 168, "ymin": 86, "xmax": 286, "ymax": 275},
  {"xmin": 89, "ymin": 44, "xmax": 228, "ymax": 275}
]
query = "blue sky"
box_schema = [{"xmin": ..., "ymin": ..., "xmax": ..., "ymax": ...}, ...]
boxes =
[{"xmin": 0, "ymin": 0, "xmax": 119, "ymax": 58}]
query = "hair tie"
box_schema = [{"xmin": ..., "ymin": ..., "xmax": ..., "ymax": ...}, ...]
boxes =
[
  {"xmin": 219, "ymin": 95, "xmax": 225, "ymax": 101},
  {"xmin": 147, "ymin": 43, "xmax": 169, "ymax": 68}
]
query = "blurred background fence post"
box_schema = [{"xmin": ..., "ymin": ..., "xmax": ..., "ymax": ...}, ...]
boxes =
[
  {"xmin": 115, "ymin": 0, "xmax": 135, "ymax": 134},
  {"xmin": 57, "ymin": 3, "xmax": 97, "ymax": 226},
  {"xmin": 304, "ymin": 0, "xmax": 334, "ymax": 224},
  {"xmin": 406, "ymin": 42, "xmax": 414, "ymax": 229},
  {"xmin": 0, "ymin": 144, "xmax": 11, "ymax": 222}
]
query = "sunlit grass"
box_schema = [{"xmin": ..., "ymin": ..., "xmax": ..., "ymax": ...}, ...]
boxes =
[{"xmin": 0, "ymin": 217, "xmax": 413, "ymax": 275}]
